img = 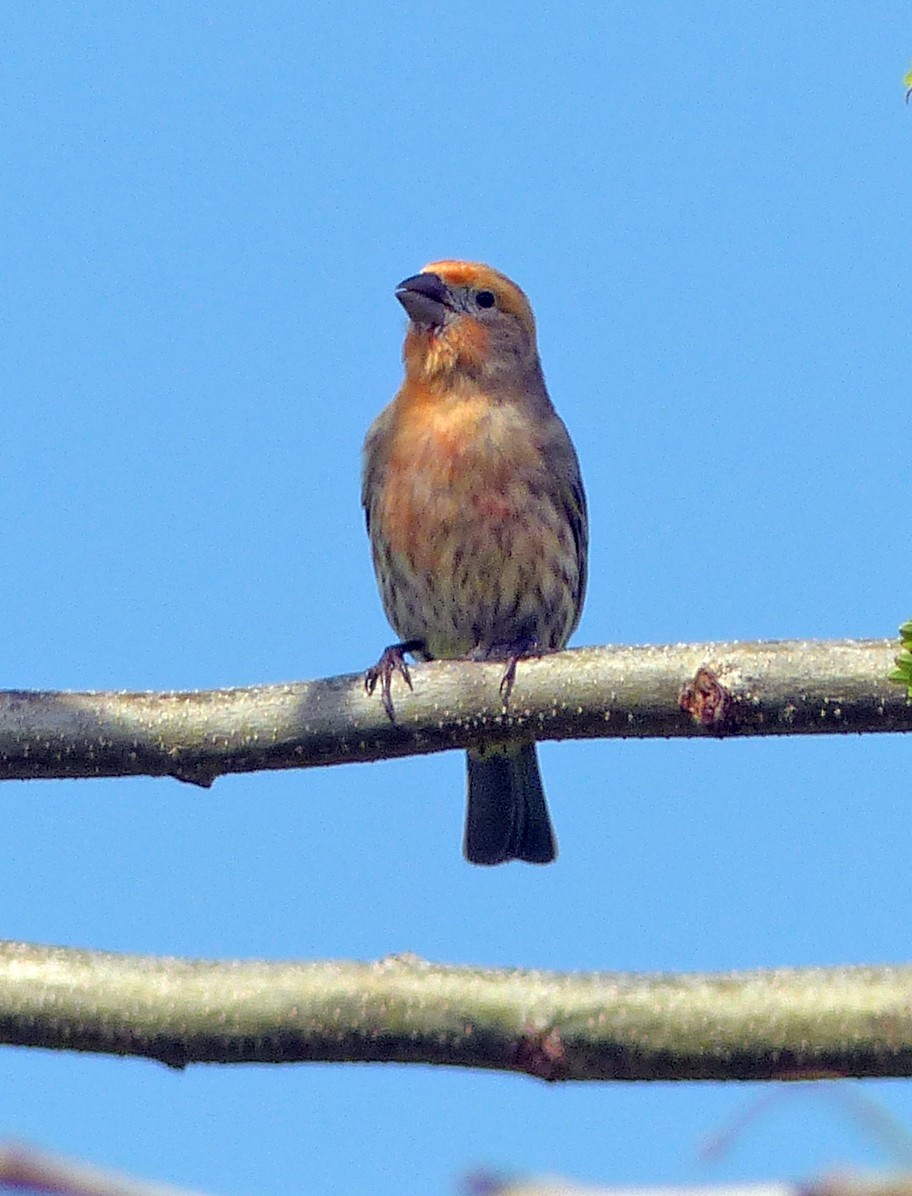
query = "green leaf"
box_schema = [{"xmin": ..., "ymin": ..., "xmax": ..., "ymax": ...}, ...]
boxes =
[{"xmin": 889, "ymin": 618, "xmax": 912, "ymax": 694}]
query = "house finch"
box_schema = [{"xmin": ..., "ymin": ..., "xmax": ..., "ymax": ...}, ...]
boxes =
[{"xmin": 362, "ymin": 261, "xmax": 588, "ymax": 865}]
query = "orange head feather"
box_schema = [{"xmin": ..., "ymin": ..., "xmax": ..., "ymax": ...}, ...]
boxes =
[{"xmin": 396, "ymin": 260, "xmax": 540, "ymax": 389}]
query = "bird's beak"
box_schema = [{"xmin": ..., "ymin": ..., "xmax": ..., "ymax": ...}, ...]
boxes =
[{"xmin": 396, "ymin": 272, "xmax": 451, "ymax": 327}]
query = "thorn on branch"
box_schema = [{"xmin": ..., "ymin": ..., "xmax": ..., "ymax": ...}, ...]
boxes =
[{"xmin": 679, "ymin": 666, "xmax": 736, "ymax": 732}]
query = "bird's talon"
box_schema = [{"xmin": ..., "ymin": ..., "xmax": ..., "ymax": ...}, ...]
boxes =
[
  {"xmin": 364, "ymin": 641, "xmax": 423, "ymax": 722},
  {"xmin": 491, "ymin": 638, "xmax": 541, "ymax": 711},
  {"xmin": 499, "ymin": 658, "xmax": 519, "ymax": 708}
]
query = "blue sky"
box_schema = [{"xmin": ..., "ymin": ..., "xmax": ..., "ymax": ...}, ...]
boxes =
[{"xmin": 2, "ymin": 3, "xmax": 912, "ymax": 1192}]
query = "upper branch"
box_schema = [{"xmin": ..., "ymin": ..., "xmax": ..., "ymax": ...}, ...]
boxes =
[{"xmin": 0, "ymin": 638, "xmax": 904, "ymax": 784}]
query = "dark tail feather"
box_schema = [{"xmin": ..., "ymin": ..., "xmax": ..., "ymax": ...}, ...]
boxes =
[{"xmin": 464, "ymin": 743, "xmax": 557, "ymax": 865}]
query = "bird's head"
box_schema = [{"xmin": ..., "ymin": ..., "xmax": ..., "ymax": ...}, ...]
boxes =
[{"xmin": 397, "ymin": 261, "xmax": 540, "ymax": 389}]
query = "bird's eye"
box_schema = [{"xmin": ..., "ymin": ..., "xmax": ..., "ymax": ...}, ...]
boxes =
[{"xmin": 475, "ymin": 290, "xmax": 496, "ymax": 309}]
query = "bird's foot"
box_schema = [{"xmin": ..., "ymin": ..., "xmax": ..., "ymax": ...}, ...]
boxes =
[
  {"xmin": 365, "ymin": 639, "xmax": 426, "ymax": 721},
  {"xmin": 467, "ymin": 638, "xmax": 542, "ymax": 710}
]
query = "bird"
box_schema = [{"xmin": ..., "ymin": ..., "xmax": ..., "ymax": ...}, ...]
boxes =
[{"xmin": 362, "ymin": 260, "xmax": 588, "ymax": 864}]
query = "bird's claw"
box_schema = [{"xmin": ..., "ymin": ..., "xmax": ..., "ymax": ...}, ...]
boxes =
[
  {"xmin": 467, "ymin": 637, "xmax": 541, "ymax": 711},
  {"xmin": 498, "ymin": 656, "xmax": 520, "ymax": 707},
  {"xmin": 365, "ymin": 640, "xmax": 423, "ymax": 721}
]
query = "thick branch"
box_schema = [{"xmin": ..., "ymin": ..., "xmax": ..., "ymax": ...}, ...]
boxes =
[
  {"xmin": 1, "ymin": 942, "xmax": 912, "ymax": 1080},
  {"xmin": 0, "ymin": 638, "xmax": 904, "ymax": 784}
]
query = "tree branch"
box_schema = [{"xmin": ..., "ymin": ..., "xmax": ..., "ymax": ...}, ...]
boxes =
[
  {"xmin": 0, "ymin": 1140, "xmax": 211, "ymax": 1196},
  {"xmin": 0, "ymin": 638, "xmax": 904, "ymax": 784},
  {"xmin": 478, "ymin": 1179, "xmax": 912, "ymax": 1196},
  {"xmin": 2, "ymin": 941, "xmax": 912, "ymax": 1080},
  {"xmin": 2, "ymin": 1148, "xmax": 910, "ymax": 1196}
]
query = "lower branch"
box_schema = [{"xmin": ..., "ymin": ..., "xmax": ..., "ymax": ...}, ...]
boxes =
[
  {"xmin": 0, "ymin": 638, "xmax": 905, "ymax": 783},
  {"xmin": 0, "ymin": 1140, "xmax": 209, "ymax": 1196},
  {"xmin": 2, "ymin": 942, "xmax": 912, "ymax": 1081}
]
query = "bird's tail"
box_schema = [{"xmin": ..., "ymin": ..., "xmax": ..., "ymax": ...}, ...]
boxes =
[{"xmin": 464, "ymin": 742, "xmax": 557, "ymax": 865}]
